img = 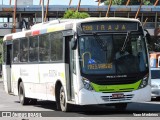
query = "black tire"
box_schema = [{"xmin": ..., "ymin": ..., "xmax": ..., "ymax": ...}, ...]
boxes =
[
  {"xmin": 152, "ymin": 97, "xmax": 160, "ymax": 101},
  {"xmin": 18, "ymin": 82, "xmax": 29, "ymax": 105},
  {"xmin": 156, "ymin": 97, "xmax": 160, "ymax": 100},
  {"xmin": 29, "ymin": 98, "xmax": 37, "ymax": 105},
  {"xmin": 59, "ymin": 86, "xmax": 71, "ymax": 112},
  {"xmin": 115, "ymin": 103, "xmax": 127, "ymax": 110}
]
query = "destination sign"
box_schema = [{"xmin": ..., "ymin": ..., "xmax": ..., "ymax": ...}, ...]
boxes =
[
  {"xmin": 81, "ymin": 21, "xmax": 138, "ymax": 33},
  {"xmin": 88, "ymin": 63, "xmax": 112, "ymax": 70}
]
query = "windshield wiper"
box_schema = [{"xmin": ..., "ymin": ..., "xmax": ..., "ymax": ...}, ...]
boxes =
[
  {"xmin": 93, "ymin": 32, "xmax": 107, "ymax": 51},
  {"xmin": 120, "ymin": 31, "xmax": 131, "ymax": 53}
]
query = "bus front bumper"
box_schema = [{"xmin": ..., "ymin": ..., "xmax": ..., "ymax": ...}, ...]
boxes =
[{"xmin": 77, "ymin": 85, "xmax": 151, "ymax": 105}]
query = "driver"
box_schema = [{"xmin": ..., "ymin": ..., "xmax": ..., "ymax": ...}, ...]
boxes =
[{"xmin": 115, "ymin": 50, "xmax": 129, "ymax": 59}]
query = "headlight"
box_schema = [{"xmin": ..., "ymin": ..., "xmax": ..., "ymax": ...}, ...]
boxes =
[
  {"xmin": 139, "ymin": 74, "xmax": 148, "ymax": 89},
  {"xmin": 82, "ymin": 77, "xmax": 94, "ymax": 91}
]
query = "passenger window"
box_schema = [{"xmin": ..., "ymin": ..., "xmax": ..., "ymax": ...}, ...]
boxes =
[
  {"xmin": 50, "ymin": 32, "xmax": 63, "ymax": 61},
  {"xmin": 20, "ymin": 38, "xmax": 28, "ymax": 62},
  {"xmin": 29, "ymin": 36, "xmax": 38, "ymax": 62},
  {"xmin": 39, "ymin": 34, "xmax": 50, "ymax": 62},
  {"xmin": 13, "ymin": 40, "xmax": 19, "ymax": 63}
]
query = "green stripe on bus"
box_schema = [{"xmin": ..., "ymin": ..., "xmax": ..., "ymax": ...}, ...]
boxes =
[{"xmin": 91, "ymin": 80, "xmax": 141, "ymax": 92}]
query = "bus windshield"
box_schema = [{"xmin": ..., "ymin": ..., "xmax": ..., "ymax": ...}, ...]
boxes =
[{"xmin": 78, "ymin": 33, "xmax": 148, "ymax": 75}]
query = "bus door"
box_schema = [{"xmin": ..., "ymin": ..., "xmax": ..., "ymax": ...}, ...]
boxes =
[
  {"xmin": 65, "ymin": 36, "xmax": 75, "ymax": 101},
  {"xmin": 3, "ymin": 41, "xmax": 12, "ymax": 94}
]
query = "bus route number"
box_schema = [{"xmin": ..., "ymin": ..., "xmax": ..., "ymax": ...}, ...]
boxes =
[{"xmin": 82, "ymin": 25, "xmax": 93, "ymax": 31}]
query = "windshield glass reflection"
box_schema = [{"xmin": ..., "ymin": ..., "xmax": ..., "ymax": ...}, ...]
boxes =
[{"xmin": 78, "ymin": 33, "xmax": 148, "ymax": 75}]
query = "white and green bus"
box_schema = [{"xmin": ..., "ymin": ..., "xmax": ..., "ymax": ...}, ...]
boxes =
[{"xmin": 3, "ymin": 17, "xmax": 151, "ymax": 111}]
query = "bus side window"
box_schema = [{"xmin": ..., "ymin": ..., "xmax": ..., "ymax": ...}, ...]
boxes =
[
  {"xmin": 13, "ymin": 39, "xmax": 19, "ymax": 63},
  {"xmin": 20, "ymin": 38, "xmax": 28, "ymax": 62},
  {"xmin": 39, "ymin": 34, "xmax": 50, "ymax": 62},
  {"xmin": 29, "ymin": 36, "xmax": 38, "ymax": 62},
  {"xmin": 50, "ymin": 32, "xmax": 63, "ymax": 61}
]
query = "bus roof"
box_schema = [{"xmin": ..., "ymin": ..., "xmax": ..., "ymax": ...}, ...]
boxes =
[{"xmin": 3, "ymin": 17, "xmax": 140, "ymax": 41}]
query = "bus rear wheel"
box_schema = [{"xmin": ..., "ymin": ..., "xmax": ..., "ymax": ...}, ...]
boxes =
[
  {"xmin": 59, "ymin": 86, "xmax": 71, "ymax": 112},
  {"xmin": 18, "ymin": 82, "xmax": 29, "ymax": 105}
]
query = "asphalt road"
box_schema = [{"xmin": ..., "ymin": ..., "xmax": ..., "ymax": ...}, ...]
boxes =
[{"xmin": 0, "ymin": 78, "xmax": 160, "ymax": 120}]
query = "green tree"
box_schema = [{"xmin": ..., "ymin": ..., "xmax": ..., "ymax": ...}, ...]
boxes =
[
  {"xmin": 104, "ymin": 0, "xmax": 124, "ymax": 5},
  {"xmin": 63, "ymin": 9, "xmax": 75, "ymax": 18},
  {"xmin": 104, "ymin": 0, "xmax": 151, "ymax": 5},
  {"xmin": 63, "ymin": 9, "xmax": 90, "ymax": 19}
]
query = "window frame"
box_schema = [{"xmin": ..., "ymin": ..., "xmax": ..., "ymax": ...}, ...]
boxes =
[
  {"xmin": 10, "ymin": 30, "xmax": 68, "ymax": 64},
  {"xmin": 19, "ymin": 37, "xmax": 29, "ymax": 63},
  {"xmin": 39, "ymin": 33, "xmax": 50, "ymax": 62},
  {"xmin": 28, "ymin": 35, "xmax": 39, "ymax": 63},
  {"xmin": 50, "ymin": 31, "xmax": 64, "ymax": 63},
  {"xmin": 12, "ymin": 39, "xmax": 20, "ymax": 63}
]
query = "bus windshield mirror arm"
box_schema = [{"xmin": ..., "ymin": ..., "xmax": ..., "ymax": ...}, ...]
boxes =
[{"xmin": 120, "ymin": 31, "xmax": 131, "ymax": 54}]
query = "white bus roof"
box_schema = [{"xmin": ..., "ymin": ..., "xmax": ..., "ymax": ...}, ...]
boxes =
[{"xmin": 3, "ymin": 17, "xmax": 141, "ymax": 41}]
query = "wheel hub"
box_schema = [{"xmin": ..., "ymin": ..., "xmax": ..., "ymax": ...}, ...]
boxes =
[{"xmin": 60, "ymin": 91, "xmax": 65, "ymax": 107}]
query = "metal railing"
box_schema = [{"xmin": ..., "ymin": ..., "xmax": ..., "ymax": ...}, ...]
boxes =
[
  {"xmin": 157, "ymin": 22, "xmax": 160, "ymax": 28},
  {"xmin": 143, "ymin": 22, "xmax": 155, "ymax": 29}
]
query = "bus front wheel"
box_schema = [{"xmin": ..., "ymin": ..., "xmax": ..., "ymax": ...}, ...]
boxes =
[
  {"xmin": 18, "ymin": 82, "xmax": 29, "ymax": 105},
  {"xmin": 59, "ymin": 86, "xmax": 71, "ymax": 112}
]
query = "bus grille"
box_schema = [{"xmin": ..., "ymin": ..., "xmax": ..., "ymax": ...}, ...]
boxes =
[
  {"xmin": 94, "ymin": 79, "xmax": 139, "ymax": 85},
  {"xmin": 101, "ymin": 94, "xmax": 134, "ymax": 102}
]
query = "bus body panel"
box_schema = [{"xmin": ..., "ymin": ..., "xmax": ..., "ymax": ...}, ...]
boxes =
[
  {"xmin": 11, "ymin": 63, "xmax": 67, "ymax": 101},
  {"xmin": 38, "ymin": 63, "xmax": 66, "ymax": 101},
  {"xmin": 2, "ymin": 65, "xmax": 11, "ymax": 94}
]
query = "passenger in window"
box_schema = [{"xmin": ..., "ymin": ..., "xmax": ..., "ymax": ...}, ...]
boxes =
[
  {"xmin": 14, "ymin": 56, "xmax": 18, "ymax": 62},
  {"xmin": 14, "ymin": 52, "xmax": 19, "ymax": 62}
]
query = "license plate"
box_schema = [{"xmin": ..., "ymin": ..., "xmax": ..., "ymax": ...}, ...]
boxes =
[{"xmin": 112, "ymin": 93, "xmax": 124, "ymax": 98}]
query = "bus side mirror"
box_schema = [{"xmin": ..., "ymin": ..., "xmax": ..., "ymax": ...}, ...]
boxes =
[
  {"xmin": 144, "ymin": 29, "xmax": 151, "ymax": 44},
  {"xmin": 71, "ymin": 38, "xmax": 77, "ymax": 50}
]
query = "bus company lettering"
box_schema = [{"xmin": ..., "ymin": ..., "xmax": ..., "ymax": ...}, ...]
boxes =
[
  {"xmin": 49, "ymin": 70, "xmax": 63, "ymax": 78},
  {"xmin": 88, "ymin": 63, "xmax": 112, "ymax": 69},
  {"xmin": 106, "ymin": 75, "xmax": 127, "ymax": 78},
  {"xmin": 82, "ymin": 24, "xmax": 126, "ymax": 31},
  {"xmin": 49, "ymin": 70, "xmax": 58, "ymax": 77},
  {"xmin": 20, "ymin": 69, "xmax": 28, "ymax": 76}
]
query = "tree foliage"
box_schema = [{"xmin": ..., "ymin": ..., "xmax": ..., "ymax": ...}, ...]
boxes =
[
  {"xmin": 104, "ymin": 0, "xmax": 152, "ymax": 5},
  {"xmin": 63, "ymin": 10, "xmax": 90, "ymax": 19},
  {"xmin": 104, "ymin": 0, "xmax": 124, "ymax": 5}
]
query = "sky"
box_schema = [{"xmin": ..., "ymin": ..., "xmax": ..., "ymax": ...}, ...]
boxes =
[{"xmin": 0, "ymin": 0, "xmax": 98, "ymax": 5}]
